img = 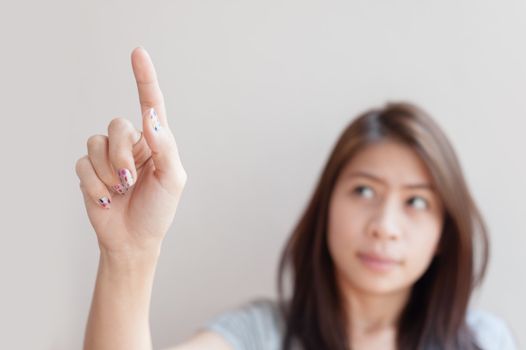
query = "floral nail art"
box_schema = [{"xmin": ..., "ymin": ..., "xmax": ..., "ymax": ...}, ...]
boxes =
[
  {"xmin": 98, "ymin": 196, "xmax": 111, "ymax": 208},
  {"xmin": 119, "ymin": 168, "xmax": 134, "ymax": 188},
  {"xmin": 112, "ymin": 183, "xmax": 128, "ymax": 195},
  {"xmin": 150, "ymin": 107, "xmax": 161, "ymax": 132}
]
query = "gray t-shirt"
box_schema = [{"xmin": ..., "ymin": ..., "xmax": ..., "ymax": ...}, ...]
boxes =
[{"xmin": 203, "ymin": 297, "xmax": 518, "ymax": 350}]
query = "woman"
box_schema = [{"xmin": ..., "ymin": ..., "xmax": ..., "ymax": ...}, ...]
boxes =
[{"xmin": 76, "ymin": 47, "xmax": 517, "ymax": 350}]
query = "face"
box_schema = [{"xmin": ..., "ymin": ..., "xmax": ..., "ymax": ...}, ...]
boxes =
[{"xmin": 327, "ymin": 140, "xmax": 445, "ymax": 296}]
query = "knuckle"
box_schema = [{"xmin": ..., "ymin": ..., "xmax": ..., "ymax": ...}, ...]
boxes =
[
  {"xmin": 111, "ymin": 148, "xmax": 129, "ymax": 163},
  {"xmin": 75, "ymin": 156, "xmax": 90, "ymax": 177},
  {"xmin": 140, "ymin": 86, "xmax": 165, "ymax": 105},
  {"xmin": 140, "ymin": 96, "xmax": 164, "ymax": 109},
  {"xmin": 176, "ymin": 169, "xmax": 188, "ymax": 189},
  {"xmin": 108, "ymin": 117, "xmax": 133, "ymax": 133},
  {"xmin": 86, "ymin": 134, "xmax": 107, "ymax": 152}
]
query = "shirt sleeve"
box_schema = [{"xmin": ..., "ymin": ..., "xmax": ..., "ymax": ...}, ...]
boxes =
[
  {"xmin": 467, "ymin": 309, "xmax": 518, "ymax": 350},
  {"xmin": 201, "ymin": 298, "xmax": 281, "ymax": 350}
]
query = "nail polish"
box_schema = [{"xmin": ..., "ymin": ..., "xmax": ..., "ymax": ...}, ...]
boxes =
[
  {"xmin": 119, "ymin": 168, "xmax": 134, "ymax": 188},
  {"xmin": 112, "ymin": 183, "xmax": 128, "ymax": 195},
  {"xmin": 150, "ymin": 107, "xmax": 161, "ymax": 132},
  {"xmin": 98, "ymin": 197, "xmax": 111, "ymax": 208}
]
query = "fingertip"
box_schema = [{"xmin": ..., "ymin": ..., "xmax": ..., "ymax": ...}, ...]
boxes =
[
  {"xmin": 111, "ymin": 183, "xmax": 128, "ymax": 195},
  {"xmin": 118, "ymin": 168, "xmax": 135, "ymax": 189},
  {"xmin": 132, "ymin": 46, "xmax": 146, "ymax": 56},
  {"xmin": 131, "ymin": 46, "xmax": 152, "ymax": 66},
  {"xmin": 148, "ymin": 107, "xmax": 162, "ymax": 132},
  {"xmin": 142, "ymin": 107, "xmax": 161, "ymax": 144},
  {"xmin": 97, "ymin": 196, "xmax": 112, "ymax": 209}
]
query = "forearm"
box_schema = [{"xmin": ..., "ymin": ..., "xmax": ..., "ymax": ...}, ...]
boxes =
[{"xmin": 83, "ymin": 248, "xmax": 161, "ymax": 350}]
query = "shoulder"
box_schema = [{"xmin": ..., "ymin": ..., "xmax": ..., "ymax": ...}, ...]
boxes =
[
  {"xmin": 201, "ymin": 297, "xmax": 284, "ymax": 350},
  {"xmin": 466, "ymin": 308, "xmax": 518, "ymax": 350}
]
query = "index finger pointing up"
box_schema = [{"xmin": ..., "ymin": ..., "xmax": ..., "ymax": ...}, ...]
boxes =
[
  {"xmin": 131, "ymin": 47, "xmax": 168, "ymax": 126},
  {"xmin": 130, "ymin": 47, "xmax": 183, "ymax": 181}
]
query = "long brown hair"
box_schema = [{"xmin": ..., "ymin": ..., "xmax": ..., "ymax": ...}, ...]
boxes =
[{"xmin": 277, "ymin": 101, "xmax": 490, "ymax": 349}]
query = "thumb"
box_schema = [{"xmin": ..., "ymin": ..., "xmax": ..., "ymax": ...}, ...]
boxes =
[{"xmin": 142, "ymin": 107, "xmax": 185, "ymax": 181}]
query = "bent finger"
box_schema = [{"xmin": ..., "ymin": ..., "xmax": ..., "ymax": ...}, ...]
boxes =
[
  {"xmin": 107, "ymin": 117, "xmax": 142, "ymax": 190},
  {"xmin": 87, "ymin": 134, "xmax": 127, "ymax": 195},
  {"xmin": 75, "ymin": 156, "xmax": 112, "ymax": 209}
]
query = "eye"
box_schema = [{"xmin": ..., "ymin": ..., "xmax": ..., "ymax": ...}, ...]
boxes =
[
  {"xmin": 353, "ymin": 185, "xmax": 375, "ymax": 199},
  {"xmin": 407, "ymin": 196, "xmax": 429, "ymax": 210}
]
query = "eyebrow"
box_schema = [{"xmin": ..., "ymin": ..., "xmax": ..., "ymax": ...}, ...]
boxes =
[{"xmin": 346, "ymin": 170, "xmax": 435, "ymax": 191}]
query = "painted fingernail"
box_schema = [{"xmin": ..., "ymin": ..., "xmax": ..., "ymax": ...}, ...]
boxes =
[
  {"xmin": 98, "ymin": 196, "xmax": 111, "ymax": 208},
  {"xmin": 150, "ymin": 107, "xmax": 161, "ymax": 132},
  {"xmin": 112, "ymin": 183, "xmax": 128, "ymax": 195},
  {"xmin": 118, "ymin": 168, "xmax": 134, "ymax": 188}
]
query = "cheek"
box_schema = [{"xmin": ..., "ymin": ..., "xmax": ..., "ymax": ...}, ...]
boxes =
[
  {"xmin": 327, "ymin": 199, "xmax": 367, "ymax": 259},
  {"xmin": 405, "ymin": 224, "xmax": 442, "ymax": 273}
]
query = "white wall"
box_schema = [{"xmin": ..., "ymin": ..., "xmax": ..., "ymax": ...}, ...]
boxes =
[{"xmin": 0, "ymin": 0, "xmax": 524, "ymax": 348}]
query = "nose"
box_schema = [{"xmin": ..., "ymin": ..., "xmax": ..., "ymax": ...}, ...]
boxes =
[{"xmin": 366, "ymin": 198, "xmax": 402, "ymax": 241}]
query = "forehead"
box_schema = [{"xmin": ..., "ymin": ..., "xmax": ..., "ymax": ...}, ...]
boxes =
[{"xmin": 341, "ymin": 140, "xmax": 434, "ymax": 187}]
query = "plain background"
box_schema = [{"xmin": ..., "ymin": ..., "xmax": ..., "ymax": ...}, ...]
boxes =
[{"xmin": 0, "ymin": 0, "xmax": 524, "ymax": 349}]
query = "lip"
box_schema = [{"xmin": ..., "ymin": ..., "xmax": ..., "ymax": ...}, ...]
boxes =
[{"xmin": 357, "ymin": 252, "xmax": 401, "ymax": 272}]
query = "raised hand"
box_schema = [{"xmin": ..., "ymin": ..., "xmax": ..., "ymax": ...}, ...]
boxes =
[{"xmin": 75, "ymin": 47, "xmax": 187, "ymax": 256}]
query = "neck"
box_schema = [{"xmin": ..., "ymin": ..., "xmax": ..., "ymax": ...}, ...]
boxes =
[{"xmin": 338, "ymin": 278, "xmax": 411, "ymax": 337}]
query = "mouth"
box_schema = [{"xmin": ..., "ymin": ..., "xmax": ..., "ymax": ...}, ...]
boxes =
[{"xmin": 357, "ymin": 252, "xmax": 402, "ymax": 272}]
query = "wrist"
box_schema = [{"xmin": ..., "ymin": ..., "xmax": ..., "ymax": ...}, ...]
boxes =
[
  {"xmin": 99, "ymin": 246, "xmax": 161, "ymax": 276},
  {"xmin": 99, "ymin": 236, "xmax": 162, "ymax": 262}
]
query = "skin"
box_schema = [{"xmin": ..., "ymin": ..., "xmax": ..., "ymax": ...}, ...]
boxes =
[
  {"xmin": 76, "ymin": 48, "xmax": 192, "ymax": 350},
  {"xmin": 76, "ymin": 48, "xmax": 444, "ymax": 350},
  {"xmin": 327, "ymin": 140, "xmax": 445, "ymax": 350}
]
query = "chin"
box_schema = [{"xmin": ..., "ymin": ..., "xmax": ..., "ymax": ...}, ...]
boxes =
[{"xmin": 342, "ymin": 269, "xmax": 411, "ymax": 296}]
